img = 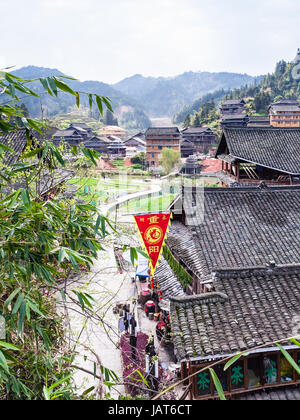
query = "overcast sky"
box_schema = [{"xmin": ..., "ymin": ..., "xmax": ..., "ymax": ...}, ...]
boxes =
[{"xmin": 1, "ymin": 0, "xmax": 299, "ymax": 84}]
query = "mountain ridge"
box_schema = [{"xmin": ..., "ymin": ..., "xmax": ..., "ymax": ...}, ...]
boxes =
[{"xmin": 113, "ymin": 71, "xmax": 261, "ymax": 117}]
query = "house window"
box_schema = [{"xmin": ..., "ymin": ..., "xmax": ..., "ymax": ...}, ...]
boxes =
[
  {"xmin": 247, "ymin": 357, "xmax": 261, "ymax": 388},
  {"xmin": 213, "ymin": 364, "xmax": 228, "ymax": 394},
  {"xmin": 231, "ymin": 361, "xmax": 244, "ymax": 390},
  {"xmin": 196, "ymin": 371, "xmax": 211, "ymax": 397},
  {"xmin": 280, "ymin": 354, "xmax": 293, "ymax": 383},
  {"xmin": 263, "ymin": 355, "xmax": 277, "ymax": 384}
]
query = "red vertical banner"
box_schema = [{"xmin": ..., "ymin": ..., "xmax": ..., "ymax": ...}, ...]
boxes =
[{"xmin": 134, "ymin": 213, "xmax": 172, "ymax": 275}]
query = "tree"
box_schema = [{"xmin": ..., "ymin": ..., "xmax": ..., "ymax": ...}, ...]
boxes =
[
  {"xmin": 131, "ymin": 152, "xmax": 145, "ymax": 166},
  {"xmin": 159, "ymin": 148, "xmax": 180, "ymax": 174},
  {"xmin": 193, "ymin": 113, "xmax": 201, "ymax": 127},
  {"xmin": 0, "ymin": 69, "xmax": 122, "ymax": 399},
  {"xmin": 183, "ymin": 114, "xmax": 191, "ymax": 128},
  {"xmin": 105, "ymin": 109, "xmax": 118, "ymax": 126}
]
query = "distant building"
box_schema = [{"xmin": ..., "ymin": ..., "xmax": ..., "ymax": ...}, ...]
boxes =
[
  {"xmin": 180, "ymin": 139, "xmax": 195, "ymax": 158},
  {"xmin": 220, "ymin": 99, "xmax": 246, "ymax": 116},
  {"xmin": 180, "ymin": 156, "xmax": 201, "ymax": 175},
  {"xmin": 247, "ymin": 115, "xmax": 270, "ymax": 127},
  {"xmin": 98, "ymin": 125, "xmax": 126, "ymax": 139},
  {"xmin": 124, "ymin": 132, "xmax": 146, "ymax": 151},
  {"xmin": 181, "ymin": 127, "xmax": 217, "ymax": 154},
  {"xmin": 83, "ymin": 136, "xmax": 110, "ymax": 154},
  {"xmin": 145, "ymin": 127, "xmax": 181, "ymax": 170},
  {"xmin": 107, "ymin": 142, "xmax": 126, "ymax": 157},
  {"xmin": 68, "ymin": 123, "xmax": 93, "ymax": 137},
  {"xmin": 220, "ymin": 114, "xmax": 249, "ymax": 128},
  {"xmin": 52, "ymin": 128, "xmax": 84, "ymax": 147},
  {"xmin": 269, "ymin": 99, "xmax": 300, "ymax": 127}
]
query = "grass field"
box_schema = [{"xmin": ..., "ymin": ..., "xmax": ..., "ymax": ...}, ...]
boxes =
[
  {"xmin": 68, "ymin": 177, "xmax": 147, "ymax": 204},
  {"xmin": 120, "ymin": 193, "xmax": 176, "ymax": 214}
]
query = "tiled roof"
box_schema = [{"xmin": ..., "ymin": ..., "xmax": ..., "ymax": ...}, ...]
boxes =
[
  {"xmin": 217, "ymin": 127, "xmax": 300, "ymax": 174},
  {"xmin": 169, "ymin": 186, "xmax": 300, "ymax": 282},
  {"xmin": 145, "ymin": 127, "xmax": 180, "ymax": 135},
  {"xmin": 53, "ymin": 129, "xmax": 80, "ymax": 137},
  {"xmin": 86, "ymin": 136, "xmax": 110, "ymax": 144},
  {"xmin": 154, "ymin": 257, "xmax": 185, "ymax": 300},
  {"xmin": 170, "ymin": 263, "xmax": 300, "ymax": 361},
  {"xmin": 221, "ymin": 100, "xmax": 245, "ymax": 106},
  {"xmin": 236, "ymin": 386, "xmax": 300, "ymax": 400},
  {"xmin": 166, "ymin": 221, "xmax": 203, "ymax": 281},
  {"xmin": 181, "ymin": 127, "xmax": 212, "ymax": 134},
  {"xmin": 0, "ymin": 129, "xmax": 28, "ymax": 165},
  {"xmin": 247, "ymin": 116, "xmax": 270, "ymax": 127},
  {"xmin": 270, "ymin": 105, "xmax": 300, "ymax": 112},
  {"xmin": 221, "ymin": 114, "xmax": 248, "ymax": 120},
  {"xmin": 70, "ymin": 123, "xmax": 91, "ymax": 129}
]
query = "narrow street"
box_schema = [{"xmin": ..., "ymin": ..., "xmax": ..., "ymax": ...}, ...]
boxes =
[{"xmin": 63, "ymin": 180, "xmax": 180, "ymax": 399}]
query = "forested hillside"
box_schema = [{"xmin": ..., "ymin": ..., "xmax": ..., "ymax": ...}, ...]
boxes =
[
  {"xmin": 113, "ymin": 71, "xmax": 258, "ymax": 118},
  {"xmin": 175, "ymin": 56, "xmax": 300, "ymax": 128},
  {"xmin": 8, "ymin": 66, "xmax": 152, "ymax": 130}
]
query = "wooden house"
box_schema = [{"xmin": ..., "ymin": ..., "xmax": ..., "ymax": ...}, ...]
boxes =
[
  {"xmin": 0, "ymin": 128, "xmax": 29, "ymax": 165},
  {"xmin": 124, "ymin": 133, "xmax": 146, "ymax": 151},
  {"xmin": 145, "ymin": 127, "xmax": 181, "ymax": 170},
  {"xmin": 215, "ymin": 127, "xmax": 300, "ymax": 185},
  {"xmin": 68, "ymin": 123, "xmax": 93, "ymax": 137},
  {"xmin": 220, "ymin": 114, "xmax": 249, "ymax": 128},
  {"xmin": 181, "ymin": 127, "xmax": 217, "ymax": 154},
  {"xmin": 220, "ymin": 99, "xmax": 246, "ymax": 116},
  {"xmin": 170, "ymin": 263, "xmax": 300, "ymax": 400},
  {"xmin": 164, "ymin": 184, "xmax": 300, "ymax": 399},
  {"xmin": 180, "ymin": 156, "xmax": 201, "ymax": 176},
  {"xmin": 52, "ymin": 128, "xmax": 85, "ymax": 147},
  {"xmin": 83, "ymin": 136, "xmax": 110, "ymax": 154},
  {"xmin": 269, "ymin": 100, "xmax": 300, "ymax": 127},
  {"xmin": 180, "ymin": 139, "xmax": 195, "ymax": 158}
]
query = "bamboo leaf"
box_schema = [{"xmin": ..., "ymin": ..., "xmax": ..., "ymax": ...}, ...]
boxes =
[
  {"xmin": 0, "ymin": 341, "xmax": 20, "ymax": 351},
  {"xmin": 95, "ymin": 95, "xmax": 103, "ymax": 116},
  {"xmin": 276, "ymin": 343, "xmax": 300, "ymax": 375},
  {"xmin": 290, "ymin": 338, "xmax": 300, "ymax": 347},
  {"xmin": 224, "ymin": 353, "xmax": 243, "ymax": 371},
  {"xmin": 4, "ymin": 287, "xmax": 21, "ymax": 309},
  {"xmin": 53, "ymin": 77, "xmax": 76, "ymax": 95},
  {"xmin": 17, "ymin": 301, "xmax": 26, "ymax": 334},
  {"xmin": 47, "ymin": 77, "xmax": 58, "ymax": 96},
  {"xmin": 0, "ymin": 350, "xmax": 9, "ymax": 373},
  {"xmin": 48, "ymin": 373, "xmax": 74, "ymax": 391},
  {"xmin": 21, "ymin": 188, "xmax": 31, "ymax": 210},
  {"xmin": 209, "ymin": 368, "xmax": 226, "ymax": 400}
]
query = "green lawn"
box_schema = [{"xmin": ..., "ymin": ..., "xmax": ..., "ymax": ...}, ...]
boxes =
[
  {"xmin": 120, "ymin": 193, "xmax": 176, "ymax": 214},
  {"xmin": 68, "ymin": 177, "xmax": 146, "ymax": 204}
]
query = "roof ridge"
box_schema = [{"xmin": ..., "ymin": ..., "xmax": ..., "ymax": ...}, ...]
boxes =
[
  {"xmin": 170, "ymin": 292, "xmax": 228, "ymax": 305},
  {"xmin": 214, "ymin": 263, "xmax": 300, "ymax": 279}
]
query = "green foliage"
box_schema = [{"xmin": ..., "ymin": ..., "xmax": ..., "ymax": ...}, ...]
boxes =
[
  {"xmin": 159, "ymin": 148, "xmax": 180, "ymax": 174},
  {"xmin": 131, "ymin": 152, "xmax": 145, "ymax": 166},
  {"xmin": 175, "ymin": 53, "xmax": 300, "ymax": 127},
  {"xmin": 0, "ymin": 69, "xmax": 117, "ymax": 399},
  {"xmin": 5, "ymin": 66, "xmax": 151, "ymax": 130},
  {"xmin": 104, "ymin": 110, "xmax": 118, "ymax": 126},
  {"xmin": 163, "ymin": 245, "xmax": 193, "ymax": 289},
  {"xmin": 221, "ymin": 59, "xmax": 300, "ymax": 113}
]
